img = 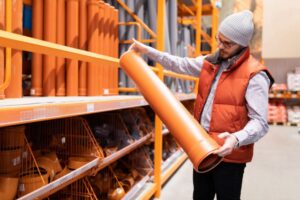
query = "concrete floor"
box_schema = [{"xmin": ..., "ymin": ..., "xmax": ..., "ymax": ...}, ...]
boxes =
[{"xmin": 160, "ymin": 126, "xmax": 300, "ymax": 200}]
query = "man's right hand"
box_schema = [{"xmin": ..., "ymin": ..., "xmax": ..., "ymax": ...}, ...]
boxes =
[{"xmin": 128, "ymin": 38, "xmax": 149, "ymax": 54}]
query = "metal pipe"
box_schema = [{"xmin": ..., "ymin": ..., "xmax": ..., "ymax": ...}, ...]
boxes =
[
  {"xmin": 0, "ymin": 0, "xmax": 5, "ymax": 98},
  {"xmin": 79, "ymin": 0, "xmax": 87, "ymax": 96},
  {"xmin": 116, "ymin": 0, "xmax": 157, "ymax": 39},
  {"xmin": 169, "ymin": 0, "xmax": 178, "ymax": 55},
  {"xmin": 31, "ymin": 0, "xmax": 43, "ymax": 96},
  {"xmin": 87, "ymin": 0, "xmax": 99, "ymax": 96},
  {"xmin": 120, "ymin": 51, "xmax": 222, "ymax": 173},
  {"xmin": 56, "ymin": 0, "xmax": 66, "ymax": 96},
  {"xmin": 5, "ymin": 0, "xmax": 22, "ymax": 98},
  {"xmin": 66, "ymin": 0, "xmax": 79, "ymax": 96},
  {"xmin": 43, "ymin": 0, "xmax": 57, "ymax": 96}
]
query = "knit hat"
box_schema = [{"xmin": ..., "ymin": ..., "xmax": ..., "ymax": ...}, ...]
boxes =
[{"xmin": 218, "ymin": 10, "xmax": 254, "ymax": 47}]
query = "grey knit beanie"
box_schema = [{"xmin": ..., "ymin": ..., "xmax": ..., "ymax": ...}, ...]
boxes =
[{"xmin": 218, "ymin": 10, "xmax": 254, "ymax": 47}]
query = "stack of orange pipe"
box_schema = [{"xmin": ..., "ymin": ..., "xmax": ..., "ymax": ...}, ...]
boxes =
[
  {"xmin": 5, "ymin": 0, "xmax": 23, "ymax": 98},
  {"xmin": 30, "ymin": 0, "xmax": 119, "ymax": 97},
  {"xmin": 0, "ymin": 0, "xmax": 5, "ymax": 99},
  {"xmin": 31, "ymin": 0, "xmax": 43, "ymax": 96},
  {"xmin": 97, "ymin": 3, "xmax": 119, "ymax": 96},
  {"xmin": 66, "ymin": 0, "xmax": 79, "ymax": 96}
]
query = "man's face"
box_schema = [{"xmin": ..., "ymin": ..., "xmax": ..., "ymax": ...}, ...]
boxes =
[{"xmin": 216, "ymin": 33, "xmax": 243, "ymax": 59}]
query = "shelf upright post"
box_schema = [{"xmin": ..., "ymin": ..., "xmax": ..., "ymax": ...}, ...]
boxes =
[
  {"xmin": 211, "ymin": 0, "xmax": 219, "ymax": 53},
  {"xmin": 154, "ymin": 0, "xmax": 165, "ymax": 198},
  {"xmin": 195, "ymin": 0, "xmax": 202, "ymax": 56}
]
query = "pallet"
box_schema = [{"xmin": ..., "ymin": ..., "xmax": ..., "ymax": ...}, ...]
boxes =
[{"xmin": 268, "ymin": 122, "xmax": 300, "ymax": 127}]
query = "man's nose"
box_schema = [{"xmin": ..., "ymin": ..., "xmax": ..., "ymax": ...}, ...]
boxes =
[{"xmin": 217, "ymin": 42, "xmax": 224, "ymax": 49}]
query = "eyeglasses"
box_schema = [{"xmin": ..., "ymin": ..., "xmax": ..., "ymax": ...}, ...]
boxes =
[{"xmin": 215, "ymin": 35, "xmax": 237, "ymax": 49}]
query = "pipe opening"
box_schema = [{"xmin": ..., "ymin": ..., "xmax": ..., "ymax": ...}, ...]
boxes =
[{"xmin": 198, "ymin": 154, "xmax": 222, "ymax": 173}]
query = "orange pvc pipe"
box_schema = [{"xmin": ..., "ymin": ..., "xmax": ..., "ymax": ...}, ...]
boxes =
[
  {"xmin": 56, "ymin": 0, "xmax": 66, "ymax": 96},
  {"xmin": 97, "ymin": 1, "xmax": 104, "ymax": 95},
  {"xmin": 113, "ymin": 8, "xmax": 119, "ymax": 95},
  {"xmin": 119, "ymin": 51, "xmax": 223, "ymax": 173},
  {"xmin": 79, "ymin": 0, "xmax": 87, "ymax": 96},
  {"xmin": 102, "ymin": 3, "xmax": 110, "ymax": 94},
  {"xmin": 87, "ymin": 0, "xmax": 99, "ymax": 96},
  {"xmin": 31, "ymin": 0, "xmax": 43, "ymax": 96},
  {"xmin": 0, "ymin": 0, "xmax": 5, "ymax": 99},
  {"xmin": 66, "ymin": 0, "xmax": 79, "ymax": 96},
  {"xmin": 107, "ymin": 5, "xmax": 114, "ymax": 96},
  {"xmin": 43, "ymin": 0, "xmax": 57, "ymax": 96},
  {"xmin": 5, "ymin": 0, "xmax": 23, "ymax": 98}
]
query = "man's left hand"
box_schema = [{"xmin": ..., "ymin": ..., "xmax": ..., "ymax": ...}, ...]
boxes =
[{"xmin": 213, "ymin": 132, "xmax": 238, "ymax": 157}]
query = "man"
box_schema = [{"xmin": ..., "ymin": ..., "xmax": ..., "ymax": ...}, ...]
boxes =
[{"xmin": 129, "ymin": 10, "xmax": 274, "ymax": 200}]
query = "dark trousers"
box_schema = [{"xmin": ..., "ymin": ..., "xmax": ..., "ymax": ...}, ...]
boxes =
[{"xmin": 193, "ymin": 162, "xmax": 246, "ymax": 200}]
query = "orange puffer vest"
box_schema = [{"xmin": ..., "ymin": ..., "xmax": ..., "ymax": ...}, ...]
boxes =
[{"xmin": 194, "ymin": 48, "xmax": 274, "ymax": 163}]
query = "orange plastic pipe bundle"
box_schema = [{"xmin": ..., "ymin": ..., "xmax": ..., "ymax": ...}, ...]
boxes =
[
  {"xmin": 56, "ymin": 0, "xmax": 66, "ymax": 96},
  {"xmin": 31, "ymin": 0, "xmax": 43, "ymax": 96},
  {"xmin": 5, "ymin": 0, "xmax": 23, "ymax": 98},
  {"xmin": 112, "ymin": 8, "xmax": 119, "ymax": 95},
  {"xmin": 87, "ymin": 0, "xmax": 99, "ymax": 96},
  {"xmin": 43, "ymin": 0, "xmax": 57, "ymax": 96},
  {"xmin": 78, "ymin": 0, "xmax": 87, "ymax": 96},
  {"xmin": 66, "ymin": 0, "xmax": 79, "ymax": 96},
  {"xmin": 119, "ymin": 51, "xmax": 223, "ymax": 173},
  {"xmin": 0, "ymin": 0, "xmax": 4, "ymax": 99}
]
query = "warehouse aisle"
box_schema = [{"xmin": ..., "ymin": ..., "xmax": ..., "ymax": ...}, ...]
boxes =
[{"xmin": 161, "ymin": 126, "xmax": 300, "ymax": 200}]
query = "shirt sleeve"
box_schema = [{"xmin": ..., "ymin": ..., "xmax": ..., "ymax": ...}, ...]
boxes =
[
  {"xmin": 145, "ymin": 46, "xmax": 205, "ymax": 77},
  {"xmin": 233, "ymin": 71, "xmax": 271, "ymax": 146}
]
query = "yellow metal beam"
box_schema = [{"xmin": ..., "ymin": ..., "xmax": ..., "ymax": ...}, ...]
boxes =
[
  {"xmin": 0, "ymin": 30, "xmax": 119, "ymax": 64},
  {"xmin": 163, "ymin": 70, "xmax": 198, "ymax": 81},
  {"xmin": 178, "ymin": 4, "xmax": 213, "ymax": 16},
  {"xmin": 201, "ymin": 30, "xmax": 212, "ymax": 44},
  {"xmin": 118, "ymin": 87, "xmax": 138, "ymax": 93},
  {"xmin": 195, "ymin": 0, "xmax": 203, "ymax": 56},
  {"xmin": 211, "ymin": 0, "xmax": 219, "ymax": 52},
  {"xmin": 118, "ymin": 22, "xmax": 142, "ymax": 42},
  {"xmin": 154, "ymin": 0, "xmax": 165, "ymax": 198}
]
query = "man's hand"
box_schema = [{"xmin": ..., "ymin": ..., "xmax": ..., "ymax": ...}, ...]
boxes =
[
  {"xmin": 213, "ymin": 132, "xmax": 238, "ymax": 157},
  {"xmin": 128, "ymin": 38, "xmax": 149, "ymax": 54}
]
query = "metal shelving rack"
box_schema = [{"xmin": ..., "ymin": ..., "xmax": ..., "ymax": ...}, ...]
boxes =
[
  {"xmin": 177, "ymin": 0, "xmax": 219, "ymax": 56},
  {"xmin": 0, "ymin": 0, "xmax": 218, "ymax": 199}
]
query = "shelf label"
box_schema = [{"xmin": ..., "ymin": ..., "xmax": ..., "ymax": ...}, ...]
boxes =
[
  {"xmin": 104, "ymin": 89, "xmax": 109, "ymax": 95},
  {"xmin": 87, "ymin": 103, "xmax": 95, "ymax": 112}
]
